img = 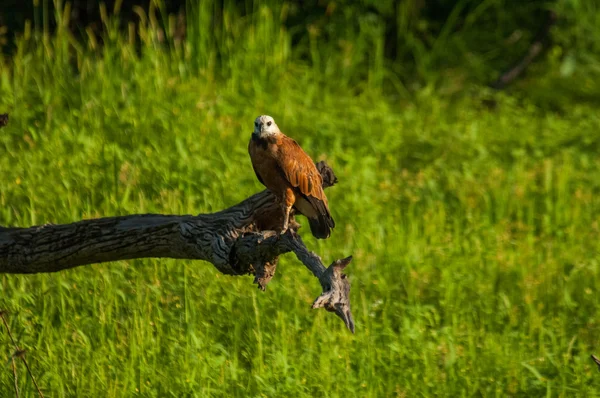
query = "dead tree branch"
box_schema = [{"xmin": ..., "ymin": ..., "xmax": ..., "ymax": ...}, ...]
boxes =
[
  {"xmin": 591, "ymin": 354, "xmax": 600, "ymax": 371},
  {"xmin": 0, "ymin": 161, "xmax": 355, "ymax": 332}
]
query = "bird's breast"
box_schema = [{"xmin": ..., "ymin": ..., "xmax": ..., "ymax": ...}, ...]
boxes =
[{"xmin": 250, "ymin": 140, "xmax": 289, "ymax": 195}]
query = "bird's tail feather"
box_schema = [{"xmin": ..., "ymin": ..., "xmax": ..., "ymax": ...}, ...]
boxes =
[{"xmin": 308, "ymin": 213, "xmax": 335, "ymax": 239}]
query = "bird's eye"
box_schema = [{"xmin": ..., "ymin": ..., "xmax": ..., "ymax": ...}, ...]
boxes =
[{"xmin": 267, "ymin": 121, "xmax": 272, "ymax": 127}]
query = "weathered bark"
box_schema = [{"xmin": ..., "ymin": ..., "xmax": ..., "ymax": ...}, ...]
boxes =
[
  {"xmin": 0, "ymin": 161, "xmax": 355, "ymax": 332},
  {"xmin": 592, "ymin": 354, "xmax": 600, "ymax": 370}
]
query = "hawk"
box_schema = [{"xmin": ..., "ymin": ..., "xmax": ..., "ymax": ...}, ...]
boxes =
[{"xmin": 248, "ymin": 115, "xmax": 335, "ymax": 239}]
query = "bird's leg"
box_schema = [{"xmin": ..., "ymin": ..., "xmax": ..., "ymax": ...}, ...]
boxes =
[
  {"xmin": 280, "ymin": 189, "xmax": 295, "ymax": 235},
  {"xmin": 280, "ymin": 203, "xmax": 292, "ymax": 235}
]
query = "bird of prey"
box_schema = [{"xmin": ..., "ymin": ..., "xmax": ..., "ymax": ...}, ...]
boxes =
[{"xmin": 248, "ymin": 115, "xmax": 335, "ymax": 239}]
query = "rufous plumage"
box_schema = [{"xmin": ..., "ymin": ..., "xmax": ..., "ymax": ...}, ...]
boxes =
[{"xmin": 248, "ymin": 115, "xmax": 335, "ymax": 239}]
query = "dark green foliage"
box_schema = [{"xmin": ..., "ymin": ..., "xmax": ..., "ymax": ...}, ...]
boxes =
[{"xmin": 1, "ymin": 0, "xmax": 593, "ymax": 93}]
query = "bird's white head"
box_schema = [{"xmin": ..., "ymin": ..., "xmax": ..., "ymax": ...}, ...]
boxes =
[{"xmin": 253, "ymin": 115, "xmax": 280, "ymax": 138}]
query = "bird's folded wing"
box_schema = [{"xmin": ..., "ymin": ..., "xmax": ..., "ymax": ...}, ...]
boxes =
[{"xmin": 277, "ymin": 137, "xmax": 327, "ymax": 203}]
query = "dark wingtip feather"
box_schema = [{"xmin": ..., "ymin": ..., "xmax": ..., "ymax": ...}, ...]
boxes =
[{"xmin": 308, "ymin": 214, "xmax": 335, "ymax": 239}]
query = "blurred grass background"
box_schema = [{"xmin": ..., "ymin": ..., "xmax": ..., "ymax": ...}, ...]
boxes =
[{"xmin": 1, "ymin": 0, "xmax": 600, "ymax": 396}]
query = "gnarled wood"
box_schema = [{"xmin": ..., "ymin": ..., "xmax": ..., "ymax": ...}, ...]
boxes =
[{"xmin": 0, "ymin": 161, "xmax": 355, "ymax": 332}]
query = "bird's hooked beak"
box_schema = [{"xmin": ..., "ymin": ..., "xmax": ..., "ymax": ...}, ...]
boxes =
[{"xmin": 253, "ymin": 122, "xmax": 263, "ymax": 137}]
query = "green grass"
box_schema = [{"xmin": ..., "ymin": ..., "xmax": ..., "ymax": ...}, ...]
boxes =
[{"xmin": 1, "ymin": 1, "xmax": 600, "ymax": 396}]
